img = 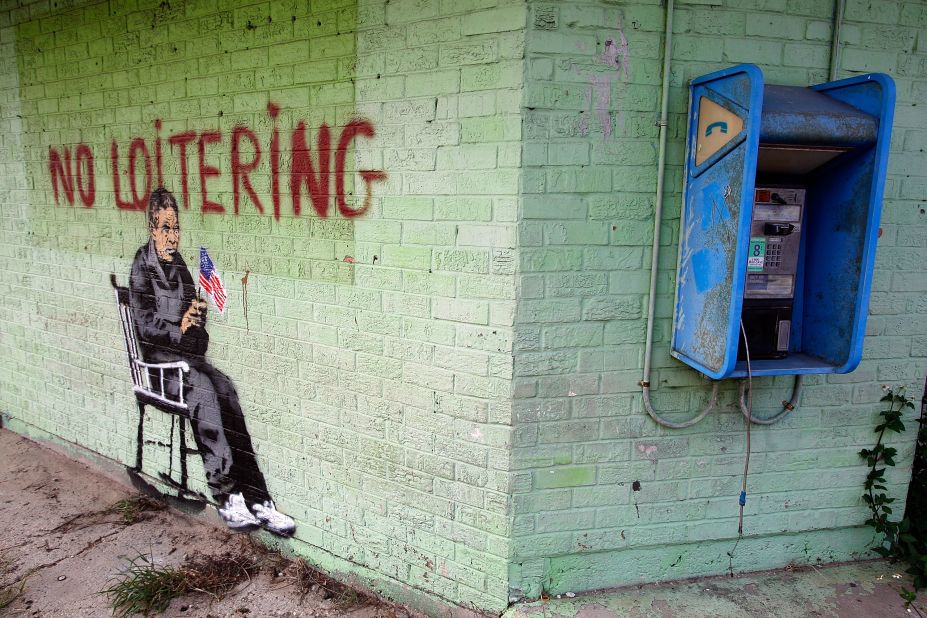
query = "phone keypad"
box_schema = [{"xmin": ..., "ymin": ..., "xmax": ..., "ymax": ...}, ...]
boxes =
[{"xmin": 766, "ymin": 243, "xmax": 782, "ymax": 268}]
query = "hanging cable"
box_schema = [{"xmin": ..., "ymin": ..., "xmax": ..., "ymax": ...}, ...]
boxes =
[
  {"xmin": 729, "ymin": 321, "xmax": 753, "ymax": 572},
  {"xmin": 737, "ymin": 320, "xmax": 753, "ymax": 536},
  {"xmin": 738, "ymin": 374, "xmax": 803, "ymax": 425}
]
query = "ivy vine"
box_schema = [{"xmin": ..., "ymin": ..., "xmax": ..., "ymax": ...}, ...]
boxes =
[{"xmin": 859, "ymin": 385, "xmax": 926, "ymax": 607}]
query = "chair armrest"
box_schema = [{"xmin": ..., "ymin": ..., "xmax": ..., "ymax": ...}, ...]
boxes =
[
  {"xmin": 131, "ymin": 359, "xmax": 190, "ymax": 409},
  {"xmin": 133, "ymin": 359, "xmax": 190, "ymax": 373}
]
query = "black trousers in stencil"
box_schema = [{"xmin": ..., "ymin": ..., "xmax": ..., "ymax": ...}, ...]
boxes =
[{"xmin": 184, "ymin": 360, "xmax": 271, "ymax": 506}]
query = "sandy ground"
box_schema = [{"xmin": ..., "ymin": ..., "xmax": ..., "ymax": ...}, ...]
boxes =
[{"xmin": 0, "ymin": 429, "xmax": 418, "ymax": 618}]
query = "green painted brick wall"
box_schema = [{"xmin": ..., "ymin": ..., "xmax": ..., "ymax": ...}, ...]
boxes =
[
  {"xmin": 0, "ymin": 0, "xmax": 524, "ymax": 612},
  {"xmin": 511, "ymin": 0, "xmax": 927, "ymax": 600}
]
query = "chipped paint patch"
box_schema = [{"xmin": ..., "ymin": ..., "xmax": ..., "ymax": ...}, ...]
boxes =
[{"xmin": 636, "ymin": 444, "xmax": 658, "ymax": 457}]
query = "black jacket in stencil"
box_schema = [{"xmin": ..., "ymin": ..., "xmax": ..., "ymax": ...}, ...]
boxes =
[{"xmin": 129, "ymin": 239, "xmax": 272, "ymax": 506}]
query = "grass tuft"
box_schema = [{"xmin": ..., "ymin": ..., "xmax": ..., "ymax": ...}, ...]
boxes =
[
  {"xmin": 103, "ymin": 554, "xmax": 187, "ymax": 617},
  {"xmin": 103, "ymin": 549, "xmax": 260, "ymax": 617}
]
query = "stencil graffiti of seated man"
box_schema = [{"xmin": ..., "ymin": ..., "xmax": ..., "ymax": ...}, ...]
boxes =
[{"xmin": 130, "ymin": 187, "xmax": 295, "ymax": 536}]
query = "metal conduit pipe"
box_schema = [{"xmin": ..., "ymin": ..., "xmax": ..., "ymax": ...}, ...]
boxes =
[
  {"xmin": 640, "ymin": 0, "xmax": 720, "ymax": 428},
  {"xmin": 643, "ymin": 379, "xmax": 720, "ymax": 429},
  {"xmin": 738, "ymin": 375, "xmax": 803, "ymax": 425},
  {"xmin": 829, "ymin": 0, "xmax": 845, "ymax": 82}
]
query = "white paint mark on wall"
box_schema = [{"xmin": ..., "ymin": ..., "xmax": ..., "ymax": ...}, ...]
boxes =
[{"xmin": 586, "ymin": 18, "xmax": 631, "ymax": 141}]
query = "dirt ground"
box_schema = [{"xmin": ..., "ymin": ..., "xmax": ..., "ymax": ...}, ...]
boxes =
[{"xmin": 0, "ymin": 429, "xmax": 421, "ymax": 618}]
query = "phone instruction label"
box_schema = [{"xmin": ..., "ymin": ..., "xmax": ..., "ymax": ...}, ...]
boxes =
[{"xmin": 747, "ymin": 237, "xmax": 766, "ymax": 272}]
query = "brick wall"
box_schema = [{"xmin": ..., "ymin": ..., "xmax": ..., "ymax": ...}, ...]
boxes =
[
  {"xmin": 2, "ymin": 0, "xmax": 925, "ymax": 611},
  {"xmin": 0, "ymin": 0, "xmax": 524, "ymax": 611},
  {"xmin": 511, "ymin": 0, "xmax": 927, "ymax": 600}
]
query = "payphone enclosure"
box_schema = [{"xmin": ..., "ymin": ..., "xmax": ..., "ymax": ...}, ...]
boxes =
[{"xmin": 671, "ymin": 64, "xmax": 895, "ymax": 380}]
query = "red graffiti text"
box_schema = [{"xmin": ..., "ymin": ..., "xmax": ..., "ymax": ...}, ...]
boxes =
[{"xmin": 48, "ymin": 102, "xmax": 385, "ymax": 220}]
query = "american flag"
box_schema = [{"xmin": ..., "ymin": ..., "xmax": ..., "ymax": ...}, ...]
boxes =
[{"xmin": 199, "ymin": 247, "xmax": 227, "ymax": 314}]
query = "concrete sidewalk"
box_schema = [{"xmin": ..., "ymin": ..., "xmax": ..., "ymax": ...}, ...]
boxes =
[
  {"xmin": 2, "ymin": 427, "xmax": 925, "ymax": 617},
  {"xmin": 506, "ymin": 560, "xmax": 925, "ymax": 618}
]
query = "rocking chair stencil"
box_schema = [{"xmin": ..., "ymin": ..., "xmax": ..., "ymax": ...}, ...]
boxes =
[{"xmin": 111, "ymin": 273, "xmax": 205, "ymax": 506}]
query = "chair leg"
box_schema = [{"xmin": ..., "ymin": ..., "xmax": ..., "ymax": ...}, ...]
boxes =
[
  {"xmin": 179, "ymin": 416, "xmax": 189, "ymax": 491},
  {"xmin": 167, "ymin": 415, "xmax": 176, "ymax": 481},
  {"xmin": 134, "ymin": 401, "xmax": 145, "ymax": 471}
]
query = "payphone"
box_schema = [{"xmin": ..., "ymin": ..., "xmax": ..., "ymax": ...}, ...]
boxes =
[
  {"xmin": 671, "ymin": 64, "xmax": 895, "ymax": 380},
  {"xmin": 740, "ymin": 187, "xmax": 804, "ymax": 360}
]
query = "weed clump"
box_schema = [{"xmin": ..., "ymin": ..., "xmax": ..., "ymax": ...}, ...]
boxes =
[
  {"xmin": 52, "ymin": 493, "xmax": 164, "ymax": 533},
  {"xmin": 281, "ymin": 557, "xmax": 367, "ymax": 608},
  {"xmin": 103, "ymin": 549, "xmax": 260, "ymax": 617},
  {"xmin": 111, "ymin": 495, "xmax": 165, "ymax": 525}
]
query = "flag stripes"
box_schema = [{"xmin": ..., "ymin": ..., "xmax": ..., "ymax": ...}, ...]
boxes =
[{"xmin": 199, "ymin": 247, "xmax": 227, "ymax": 314}]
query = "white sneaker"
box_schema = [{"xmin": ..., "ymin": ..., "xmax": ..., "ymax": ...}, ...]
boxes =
[
  {"xmin": 218, "ymin": 492, "xmax": 260, "ymax": 530},
  {"xmin": 252, "ymin": 500, "xmax": 296, "ymax": 536}
]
